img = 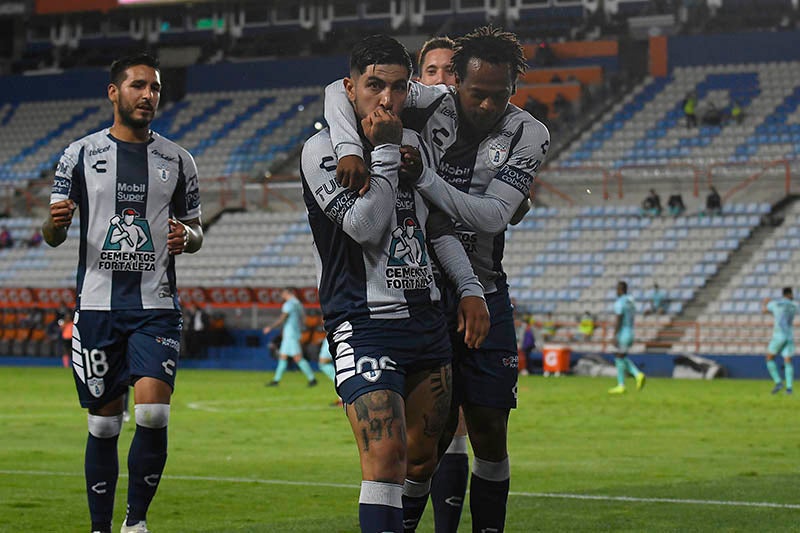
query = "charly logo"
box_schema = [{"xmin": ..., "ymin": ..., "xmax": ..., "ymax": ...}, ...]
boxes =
[
  {"xmin": 99, "ymin": 209, "xmax": 156, "ymax": 272},
  {"xmin": 486, "ymin": 138, "xmax": 509, "ymax": 168},
  {"xmin": 388, "ymin": 218, "xmax": 427, "ymax": 267}
]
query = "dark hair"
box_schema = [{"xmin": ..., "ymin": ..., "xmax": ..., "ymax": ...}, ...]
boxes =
[
  {"xmin": 452, "ymin": 26, "xmax": 527, "ymax": 83},
  {"xmin": 783, "ymin": 287, "xmax": 793, "ymax": 296},
  {"xmin": 110, "ymin": 53, "xmax": 160, "ymax": 86},
  {"xmin": 350, "ymin": 35, "xmax": 413, "ymax": 77},
  {"xmin": 618, "ymin": 280, "xmax": 628, "ymax": 293},
  {"xmin": 418, "ymin": 36, "xmax": 455, "ymax": 73}
]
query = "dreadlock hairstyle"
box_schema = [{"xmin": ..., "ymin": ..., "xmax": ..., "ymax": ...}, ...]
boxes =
[{"xmin": 451, "ymin": 26, "xmax": 527, "ymax": 84}]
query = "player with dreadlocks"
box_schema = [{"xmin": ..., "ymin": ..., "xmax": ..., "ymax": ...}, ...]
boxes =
[{"xmin": 324, "ymin": 26, "xmax": 550, "ymax": 532}]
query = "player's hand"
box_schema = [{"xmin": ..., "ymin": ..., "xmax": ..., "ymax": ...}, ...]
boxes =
[
  {"xmin": 337, "ymin": 155, "xmax": 370, "ymax": 196},
  {"xmin": 167, "ymin": 218, "xmax": 188, "ymax": 255},
  {"xmin": 361, "ymin": 106, "xmax": 403, "ymax": 148},
  {"xmin": 457, "ymin": 295, "xmax": 490, "ymax": 349},
  {"xmin": 263, "ymin": 326, "xmax": 272, "ymax": 335},
  {"xmin": 49, "ymin": 200, "xmax": 76, "ymax": 228},
  {"xmin": 399, "ymin": 145, "xmax": 423, "ymax": 186}
]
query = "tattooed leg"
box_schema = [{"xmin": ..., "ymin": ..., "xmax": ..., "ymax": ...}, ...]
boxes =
[
  {"xmin": 346, "ymin": 389, "xmax": 407, "ymax": 484},
  {"xmin": 404, "ymin": 363, "xmax": 452, "ymax": 482}
]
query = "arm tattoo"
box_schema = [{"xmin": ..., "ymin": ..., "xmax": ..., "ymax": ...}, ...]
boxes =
[{"xmin": 352, "ymin": 390, "xmax": 405, "ymax": 452}]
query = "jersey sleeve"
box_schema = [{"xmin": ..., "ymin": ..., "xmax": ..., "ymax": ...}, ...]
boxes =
[
  {"xmin": 767, "ymin": 300, "xmax": 777, "ymax": 315},
  {"xmin": 281, "ymin": 301, "xmax": 291, "ymax": 315},
  {"xmin": 323, "ymin": 80, "xmax": 365, "ymax": 161},
  {"xmin": 301, "ymin": 132, "xmax": 400, "ymax": 245},
  {"xmin": 415, "ymin": 119, "xmax": 550, "ymax": 234},
  {"xmin": 613, "ymin": 298, "xmax": 623, "ymax": 316},
  {"xmin": 51, "ymin": 141, "xmax": 83, "ymax": 205},
  {"xmin": 172, "ymin": 149, "xmax": 202, "ymax": 221},
  {"xmin": 426, "ymin": 208, "xmax": 484, "ymax": 300}
]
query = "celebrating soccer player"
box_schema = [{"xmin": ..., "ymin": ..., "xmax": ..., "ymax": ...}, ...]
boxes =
[
  {"xmin": 302, "ymin": 35, "xmax": 489, "ymax": 533},
  {"xmin": 43, "ymin": 53, "xmax": 203, "ymax": 533},
  {"xmin": 324, "ymin": 26, "xmax": 550, "ymax": 532}
]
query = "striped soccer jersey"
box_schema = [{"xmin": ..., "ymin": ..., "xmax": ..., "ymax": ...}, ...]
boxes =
[
  {"xmin": 326, "ymin": 81, "xmax": 550, "ymax": 294},
  {"xmin": 51, "ymin": 129, "xmax": 201, "ymax": 311},
  {"xmin": 301, "ymin": 128, "xmax": 482, "ymax": 334}
]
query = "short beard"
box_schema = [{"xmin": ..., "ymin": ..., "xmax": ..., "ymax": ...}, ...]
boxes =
[{"xmin": 119, "ymin": 101, "xmax": 153, "ymax": 130}]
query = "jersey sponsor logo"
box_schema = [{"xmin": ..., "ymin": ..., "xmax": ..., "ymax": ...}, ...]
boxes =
[
  {"xmin": 151, "ymin": 148, "xmax": 176, "ymax": 162},
  {"xmin": 88, "ymin": 145, "xmax": 111, "ymax": 157},
  {"xmin": 157, "ymin": 337, "xmax": 180, "ymax": 354},
  {"xmin": 494, "ymin": 165, "xmax": 533, "ymax": 196},
  {"xmin": 440, "ymin": 106, "xmax": 458, "ymax": 121},
  {"xmin": 486, "ymin": 139, "xmax": 509, "ymax": 168},
  {"xmin": 99, "ymin": 209, "xmax": 156, "ymax": 272},
  {"xmin": 501, "ymin": 354, "xmax": 519, "ymax": 368},
  {"xmin": 324, "ymin": 189, "xmax": 358, "ymax": 226},
  {"xmin": 511, "ymin": 155, "xmax": 542, "ymax": 172},
  {"xmin": 53, "ymin": 176, "xmax": 71, "ymax": 195},
  {"xmin": 185, "ymin": 174, "xmax": 200, "ymax": 211},
  {"xmin": 386, "ymin": 217, "xmax": 433, "ymax": 290},
  {"xmin": 56, "ymin": 160, "xmax": 70, "ymax": 176},
  {"xmin": 117, "ymin": 182, "xmax": 147, "ymax": 203},
  {"xmin": 91, "ymin": 160, "xmax": 107, "ymax": 173},
  {"xmin": 437, "ymin": 160, "xmax": 472, "ymax": 186},
  {"xmin": 454, "ymin": 223, "xmax": 478, "ymax": 253}
]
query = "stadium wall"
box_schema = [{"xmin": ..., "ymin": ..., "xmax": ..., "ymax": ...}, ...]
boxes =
[{"xmin": 668, "ymin": 30, "xmax": 800, "ymax": 70}]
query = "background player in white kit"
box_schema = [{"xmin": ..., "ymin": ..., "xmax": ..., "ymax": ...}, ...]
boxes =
[{"xmin": 43, "ymin": 53, "xmax": 203, "ymax": 533}]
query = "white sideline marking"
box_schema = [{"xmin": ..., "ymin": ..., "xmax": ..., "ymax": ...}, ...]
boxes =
[
  {"xmin": 2, "ymin": 470, "xmax": 799, "ymax": 510},
  {"xmin": 185, "ymin": 401, "xmax": 331, "ymax": 413}
]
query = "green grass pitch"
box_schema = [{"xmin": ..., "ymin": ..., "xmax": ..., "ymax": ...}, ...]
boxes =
[{"xmin": 1, "ymin": 366, "xmax": 798, "ymax": 532}]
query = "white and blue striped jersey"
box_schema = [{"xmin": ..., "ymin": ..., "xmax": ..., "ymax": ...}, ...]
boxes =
[
  {"xmin": 50, "ymin": 129, "xmax": 201, "ymax": 311},
  {"xmin": 301, "ymin": 127, "xmax": 483, "ymax": 333},
  {"xmin": 325, "ymin": 81, "xmax": 550, "ymax": 294}
]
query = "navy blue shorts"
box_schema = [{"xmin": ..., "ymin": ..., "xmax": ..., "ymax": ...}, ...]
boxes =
[
  {"xmin": 328, "ymin": 306, "xmax": 452, "ymax": 405},
  {"xmin": 441, "ymin": 283, "xmax": 519, "ymax": 410},
  {"xmin": 71, "ymin": 309, "xmax": 183, "ymax": 409}
]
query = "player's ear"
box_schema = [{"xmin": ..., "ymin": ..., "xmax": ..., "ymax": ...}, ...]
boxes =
[
  {"xmin": 108, "ymin": 83, "xmax": 118, "ymax": 106},
  {"xmin": 343, "ymin": 76, "xmax": 357, "ymax": 103}
]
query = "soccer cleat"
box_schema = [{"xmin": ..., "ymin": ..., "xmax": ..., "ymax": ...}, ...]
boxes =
[
  {"xmin": 308, "ymin": 378, "xmax": 318, "ymax": 387},
  {"xmin": 120, "ymin": 521, "xmax": 150, "ymax": 533},
  {"xmin": 267, "ymin": 380, "xmax": 279, "ymax": 387},
  {"xmin": 771, "ymin": 382, "xmax": 784, "ymax": 394},
  {"xmin": 787, "ymin": 388, "xmax": 793, "ymax": 395},
  {"xmin": 635, "ymin": 373, "xmax": 647, "ymax": 391},
  {"xmin": 608, "ymin": 384, "xmax": 626, "ymax": 394}
]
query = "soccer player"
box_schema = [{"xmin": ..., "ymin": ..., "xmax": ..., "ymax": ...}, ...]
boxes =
[
  {"xmin": 609, "ymin": 280, "xmax": 646, "ymax": 394},
  {"xmin": 42, "ymin": 53, "xmax": 203, "ymax": 533},
  {"xmin": 417, "ymin": 36, "xmax": 457, "ymax": 86},
  {"xmin": 303, "ymin": 34, "xmax": 489, "ymax": 533},
  {"xmin": 324, "ymin": 26, "xmax": 550, "ymax": 532},
  {"xmin": 762, "ymin": 287, "xmax": 799, "ymax": 394},
  {"xmin": 263, "ymin": 288, "xmax": 318, "ymax": 387}
]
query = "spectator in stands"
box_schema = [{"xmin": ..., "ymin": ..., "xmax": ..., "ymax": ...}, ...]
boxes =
[
  {"xmin": 0, "ymin": 226, "xmax": 13, "ymax": 249},
  {"xmin": 702, "ymin": 101, "xmax": 722, "ymax": 126},
  {"xmin": 572, "ymin": 311, "xmax": 596, "ymax": 341},
  {"xmin": 683, "ymin": 91, "xmax": 697, "ymax": 128},
  {"xmin": 263, "ymin": 288, "xmax": 317, "ymax": 387},
  {"xmin": 705, "ymin": 185, "xmax": 722, "ymax": 216},
  {"xmin": 731, "ymin": 100, "xmax": 744, "ymax": 124},
  {"xmin": 541, "ymin": 312, "xmax": 558, "ymax": 342},
  {"xmin": 26, "ymin": 228, "xmax": 43, "ymax": 248},
  {"xmin": 519, "ymin": 317, "xmax": 536, "ymax": 375},
  {"xmin": 640, "ymin": 188, "xmax": 662, "ymax": 217},
  {"xmin": 550, "ymin": 73, "xmax": 562, "ymax": 84},
  {"xmin": 184, "ymin": 303, "xmax": 210, "ymax": 359},
  {"xmin": 534, "ymin": 41, "xmax": 557, "ymax": 67},
  {"xmin": 417, "ymin": 36, "xmax": 456, "ymax": 86},
  {"xmin": 553, "ymin": 93, "xmax": 573, "ymax": 123},
  {"xmin": 668, "ymin": 192, "xmax": 686, "ymax": 217},
  {"xmin": 645, "ymin": 283, "xmax": 668, "ymax": 315},
  {"xmin": 762, "ymin": 288, "xmax": 799, "ymax": 395}
]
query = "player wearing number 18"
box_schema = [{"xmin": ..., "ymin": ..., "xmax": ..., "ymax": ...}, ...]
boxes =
[{"xmin": 42, "ymin": 53, "xmax": 203, "ymax": 533}]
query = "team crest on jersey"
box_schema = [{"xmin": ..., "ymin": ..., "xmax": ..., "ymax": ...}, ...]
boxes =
[
  {"xmin": 157, "ymin": 162, "xmax": 170, "ymax": 182},
  {"xmin": 98, "ymin": 209, "xmax": 157, "ymax": 272},
  {"xmin": 87, "ymin": 377, "xmax": 104, "ymax": 398},
  {"xmin": 487, "ymin": 139, "xmax": 509, "ymax": 168}
]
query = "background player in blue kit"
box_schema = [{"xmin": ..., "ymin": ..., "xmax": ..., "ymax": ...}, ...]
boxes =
[
  {"xmin": 263, "ymin": 287, "xmax": 318, "ymax": 387},
  {"xmin": 43, "ymin": 53, "xmax": 203, "ymax": 533},
  {"xmin": 762, "ymin": 287, "xmax": 799, "ymax": 394},
  {"xmin": 303, "ymin": 35, "xmax": 489, "ymax": 533},
  {"xmin": 324, "ymin": 27, "xmax": 549, "ymax": 532},
  {"xmin": 609, "ymin": 280, "xmax": 646, "ymax": 394}
]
